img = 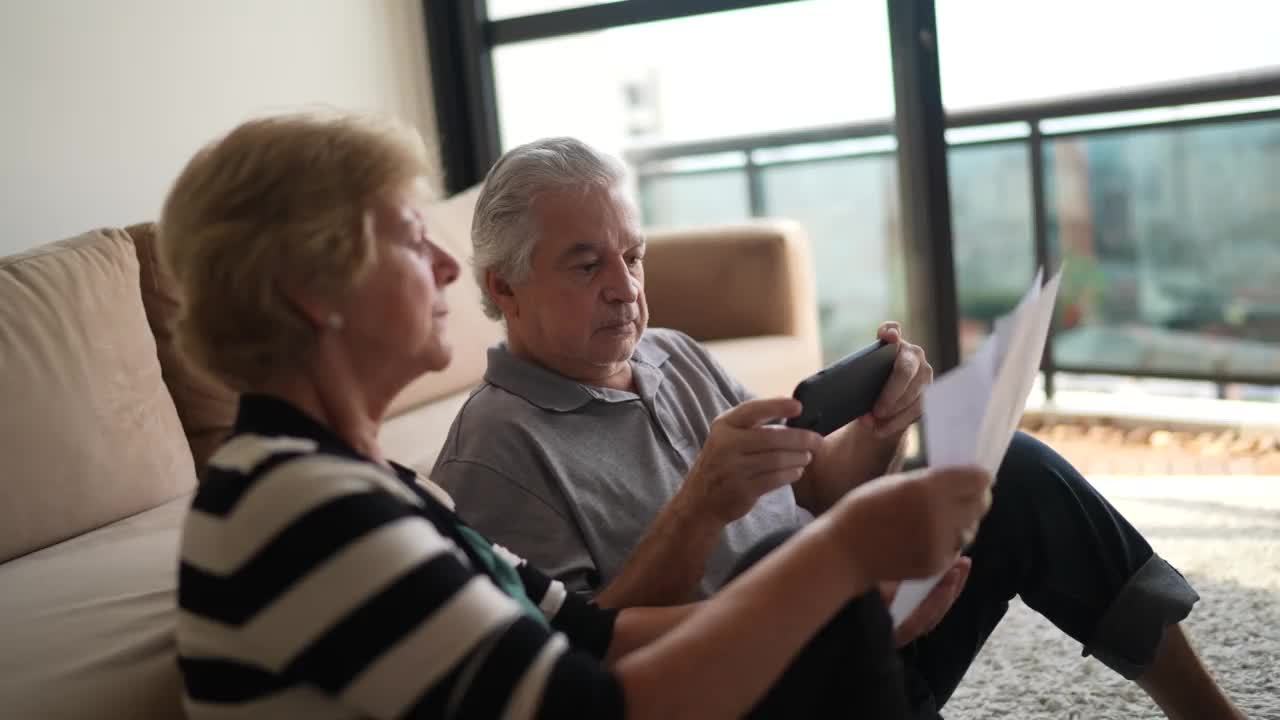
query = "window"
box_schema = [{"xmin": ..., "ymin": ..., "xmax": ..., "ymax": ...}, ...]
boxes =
[
  {"xmin": 491, "ymin": 0, "xmax": 906, "ymax": 362},
  {"xmin": 491, "ymin": 0, "xmax": 894, "ymax": 158},
  {"xmin": 935, "ymin": 0, "xmax": 1280, "ymax": 382},
  {"xmin": 431, "ymin": 0, "xmax": 1280, "ymax": 388},
  {"xmin": 949, "ymin": 141, "xmax": 1036, "ymax": 358},
  {"xmin": 937, "ymin": 0, "xmax": 1280, "ymax": 108},
  {"xmin": 1045, "ymin": 116, "xmax": 1280, "ymax": 377},
  {"xmin": 487, "ymin": 0, "xmax": 622, "ymax": 22}
]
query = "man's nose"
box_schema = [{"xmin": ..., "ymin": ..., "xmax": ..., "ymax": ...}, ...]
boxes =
[{"xmin": 600, "ymin": 257, "xmax": 639, "ymax": 304}]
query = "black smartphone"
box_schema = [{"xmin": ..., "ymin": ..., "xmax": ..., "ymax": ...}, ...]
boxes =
[{"xmin": 786, "ymin": 341, "xmax": 899, "ymax": 436}]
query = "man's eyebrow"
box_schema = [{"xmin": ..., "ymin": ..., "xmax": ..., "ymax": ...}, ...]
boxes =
[{"xmin": 556, "ymin": 242, "xmax": 599, "ymax": 263}]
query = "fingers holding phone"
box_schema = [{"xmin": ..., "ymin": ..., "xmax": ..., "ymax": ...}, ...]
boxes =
[
  {"xmin": 681, "ymin": 397, "xmax": 824, "ymax": 525},
  {"xmin": 868, "ymin": 322, "xmax": 933, "ymax": 438}
]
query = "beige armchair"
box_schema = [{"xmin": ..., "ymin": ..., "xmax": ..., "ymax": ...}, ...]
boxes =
[{"xmin": 645, "ymin": 219, "xmax": 822, "ymax": 398}]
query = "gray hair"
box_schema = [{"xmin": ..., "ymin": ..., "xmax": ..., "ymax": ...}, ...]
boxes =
[{"xmin": 471, "ymin": 137, "xmax": 627, "ymax": 320}]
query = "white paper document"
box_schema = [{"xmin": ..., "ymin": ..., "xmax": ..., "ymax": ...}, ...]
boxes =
[{"xmin": 888, "ymin": 267, "xmax": 1063, "ymax": 626}]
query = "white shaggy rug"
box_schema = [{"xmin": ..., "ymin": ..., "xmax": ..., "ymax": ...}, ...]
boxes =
[{"xmin": 942, "ymin": 477, "xmax": 1280, "ymax": 720}]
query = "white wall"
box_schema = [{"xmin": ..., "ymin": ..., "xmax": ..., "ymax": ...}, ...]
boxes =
[{"xmin": 0, "ymin": 0, "xmax": 439, "ymax": 255}]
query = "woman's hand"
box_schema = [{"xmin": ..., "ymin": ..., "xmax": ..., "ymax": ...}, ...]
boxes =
[{"xmin": 831, "ymin": 466, "xmax": 992, "ymax": 584}]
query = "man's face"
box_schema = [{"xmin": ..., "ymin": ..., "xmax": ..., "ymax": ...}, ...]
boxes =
[{"xmin": 502, "ymin": 185, "xmax": 648, "ymax": 383}]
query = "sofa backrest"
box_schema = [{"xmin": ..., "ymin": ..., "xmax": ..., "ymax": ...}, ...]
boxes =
[
  {"xmin": 644, "ymin": 219, "xmax": 820, "ymax": 346},
  {"xmin": 130, "ymin": 221, "xmax": 240, "ymax": 474},
  {"xmin": 126, "ymin": 185, "xmax": 501, "ymax": 472},
  {"xmin": 0, "ymin": 230, "xmax": 197, "ymax": 562}
]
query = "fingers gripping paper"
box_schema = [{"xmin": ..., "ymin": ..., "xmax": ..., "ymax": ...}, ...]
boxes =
[{"xmin": 888, "ymin": 268, "xmax": 1063, "ymax": 626}]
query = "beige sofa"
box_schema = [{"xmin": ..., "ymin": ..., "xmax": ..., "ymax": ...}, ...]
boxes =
[{"xmin": 0, "ymin": 188, "xmax": 821, "ymax": 718}]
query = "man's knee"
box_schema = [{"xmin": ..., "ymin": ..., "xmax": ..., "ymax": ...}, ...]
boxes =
[
  {"xmin": 984, "ymin": 430, "xmax": 1155, "ymax": 578},
  {"xmin": 992, "ymin": 430, "xmax": 1088, "ymax": 503},
  {"xmin": 977, "ymin": 430, "xmax": 1092, "ymax": 548}
]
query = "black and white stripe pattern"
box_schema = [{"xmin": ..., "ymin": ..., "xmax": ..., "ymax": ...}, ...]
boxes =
[{"xmin": 177, "ymin": 418, "xmax": 622, "ymax": 720}]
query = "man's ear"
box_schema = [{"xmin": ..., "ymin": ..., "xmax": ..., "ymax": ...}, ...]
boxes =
[{"xmin": 486, "ymin": 269, "xmax": 519, "ymax": 319}]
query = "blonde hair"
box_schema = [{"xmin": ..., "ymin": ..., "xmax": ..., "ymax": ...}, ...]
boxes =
[{"xmin": 158, "ymin": 111, "xmax": 432, "ymax": 390}]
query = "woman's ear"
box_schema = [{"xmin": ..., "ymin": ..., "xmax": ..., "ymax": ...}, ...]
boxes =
[
  {"xmin": 486, "ymin": 270, "xmax": 519, "ymax": 319},
  {"xmin": 278, "ymin": 281, "xmax": 331, "ymax": 331}
]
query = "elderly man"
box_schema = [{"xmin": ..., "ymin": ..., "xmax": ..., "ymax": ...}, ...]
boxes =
[{"xmin": 432, "ymin": 137, "xmax": 1241, "ymax": 719}]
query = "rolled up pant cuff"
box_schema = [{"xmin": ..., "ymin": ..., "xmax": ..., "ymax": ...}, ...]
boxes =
[{"xmin": 1082, "ymin": 554, "xmax": 1199, "ymax": 679}]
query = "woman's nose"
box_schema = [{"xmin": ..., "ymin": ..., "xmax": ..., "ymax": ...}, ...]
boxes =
[{"xmin": 432, "ymin": 242, "xmax": 460, "ymax": 286}]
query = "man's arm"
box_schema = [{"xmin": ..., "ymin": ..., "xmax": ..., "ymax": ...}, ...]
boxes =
[
  {"xmin": 595, "ymin": 397, "xmax": 822, "ymax": 609},
  {"xmin": 793, "ymin": 421, "xmax": 906, "ymax": 515},
  {"xmin": 595, "ymin": 489, "xmax": 722, "ymax": 608}
]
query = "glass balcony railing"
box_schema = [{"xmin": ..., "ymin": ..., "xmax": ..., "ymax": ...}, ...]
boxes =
[{"xmin": 627, "ymin": 70, "xmax": 1280, "ymax": 393}]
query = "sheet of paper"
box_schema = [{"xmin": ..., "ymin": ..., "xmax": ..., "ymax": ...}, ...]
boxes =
[{"xmin": 888, "ymin": 268, "xmax": 1062, "ymax": 627}]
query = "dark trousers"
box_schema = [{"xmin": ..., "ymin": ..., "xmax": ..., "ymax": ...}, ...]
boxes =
[
  {"xmin": 728, "ymin": 532, "xmax": 913, "ymax": 719},
  {"xmin": 899, "ymin": 431, "xmax": 1198, "ymax": 718},
  {"xmin": 733, "ymin": 431, "xmax": 1198, "ymax": 719}
]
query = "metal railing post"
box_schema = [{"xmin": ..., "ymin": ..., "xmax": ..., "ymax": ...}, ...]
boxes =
[
  {"xmin": 745, "ymin": 151, "xmax": 766, "ymax": 218},
  {"xmin": 1028, "ymin": 120, "xmax": 1059, "ymax": 400}
]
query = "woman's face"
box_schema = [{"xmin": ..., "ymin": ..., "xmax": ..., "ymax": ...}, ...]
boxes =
[{"xmin": 340, "ymin": 177, "xmax": 461, "ymax": 386}]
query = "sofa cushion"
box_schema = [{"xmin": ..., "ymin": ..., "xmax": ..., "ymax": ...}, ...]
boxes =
[
  {"xmin": 380, "ymin": 387, "xmax": 474, "ymax": 473},
  {"xmin": 0, "ymin": 495, "xmax": 189, "ymax": 719},
  {"xmin": 704, "ymin": 334, "xmax": 822, "ymax": 400},
  {"xmin": 129, "ymin": 222, "xmax": 238, "ymax": 474},
  {"xmin": 0, "ymin": 230, "xmax": 197, "ymax": 562}
]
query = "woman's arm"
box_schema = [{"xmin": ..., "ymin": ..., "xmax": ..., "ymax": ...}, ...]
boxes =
[
  {"xmin": 604, "ymin": 604, "xmax": 699, "ymax": 664},
  {"xmin": 608, "ymin": 465, "xmax": 992, "ymax": 720},
  {"xmin": 613, "ymin": 512, "xmax": 863, "ymax": 718},
  {"xmin": 192, "ymin": 456, "xmax": 985, "ymax": 720}
]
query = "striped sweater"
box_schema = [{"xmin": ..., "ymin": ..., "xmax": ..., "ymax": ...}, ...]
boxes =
[{"xmin": 177, "ymin": 394, "xmax": 624, "ymax": 719}]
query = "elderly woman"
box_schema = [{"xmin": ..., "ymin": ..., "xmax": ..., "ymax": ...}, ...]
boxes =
[{"xmin": 161, "ymin": 112, "xmax": 991, "ymax": 720}]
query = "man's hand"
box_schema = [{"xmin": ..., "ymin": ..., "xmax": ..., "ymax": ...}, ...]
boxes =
[
  {"xmin": 682, "ymin": 397, "xmax": 824, "ymax": 526},
  {"xmin": 881, "ymin": 556, "xmax": 971, "ymax": 647},
  {"xmin": 864, "ymin": 321, "xmax": 933, "ymax": 439},
  {"xmin": 599, "ymin": 398, "xmax": 822, "ymax": 608}
]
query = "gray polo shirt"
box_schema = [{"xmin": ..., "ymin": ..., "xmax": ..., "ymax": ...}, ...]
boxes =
[{"xmin": 432, "ymin": 328, "xmax": 811, "ymax": 597}]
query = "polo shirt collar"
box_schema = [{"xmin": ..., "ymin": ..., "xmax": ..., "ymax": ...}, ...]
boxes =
[
  {"xmin": 484, "ymin": 333, "xmax": 671, "ymax": 412},
  {"xmin": 631, "ymin": 334, "xmax": 670, "ymax": 368}
]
